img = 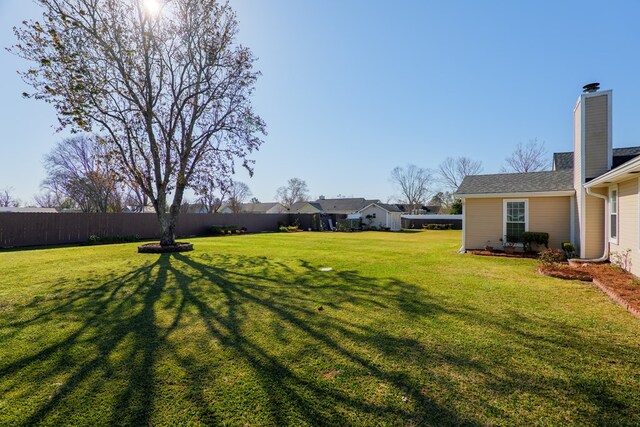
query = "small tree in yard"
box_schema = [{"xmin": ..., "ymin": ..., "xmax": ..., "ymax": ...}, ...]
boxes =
[
  {"xmin": 449, "ymin": 199, "xmax": 462, "ymax": 215},
  {"xmin": 12, "ymin": 0, "xmax": 265, "ymax": 246}
]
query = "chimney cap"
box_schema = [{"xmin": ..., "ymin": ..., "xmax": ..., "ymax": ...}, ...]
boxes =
[{"xmin": 583, "ymin": 82, "xmax": 600, "ymax": 93}]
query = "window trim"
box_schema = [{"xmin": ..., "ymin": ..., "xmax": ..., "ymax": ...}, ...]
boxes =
[
  {"xmin": 503, "ymin": 199, "xmax": 529, "ymax": 245},
  {"xmin": 609, "ymin": 185, "xmax": 618, "ymax": 245}
]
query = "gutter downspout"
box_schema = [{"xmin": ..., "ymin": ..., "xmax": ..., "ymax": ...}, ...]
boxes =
[{"xmin": 569, "ymin": 187, "xmax": 609, "ymax": 263}]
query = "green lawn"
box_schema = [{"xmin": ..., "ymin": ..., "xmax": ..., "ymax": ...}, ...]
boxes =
[{"xmin": 1, "ymin": 230, "xmax": 639, "ymax": 426}]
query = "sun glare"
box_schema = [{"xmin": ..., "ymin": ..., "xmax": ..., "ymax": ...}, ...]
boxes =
[{"xmin": 142, "ymin": 0, "xmax": 161, "ymax": 16}]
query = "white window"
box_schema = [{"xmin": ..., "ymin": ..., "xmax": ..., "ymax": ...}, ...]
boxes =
[
  {"xmin": 609, "ymin": 187, "xmax": 618, "ymax": 243},
  {"xmin": 503, "ymin": 199, "xmax": 528, "ymax": 243}
]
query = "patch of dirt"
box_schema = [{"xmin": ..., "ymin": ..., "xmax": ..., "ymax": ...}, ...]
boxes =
[
  {"xmin": 538, "ymin": 264, "xmax": 593, "ymax": 281},
  {"xmin": 469, "ymin": 250, "xmax": 538, "ymax": 259},
  {"xmin": 137, "ymin": 242, "xmax": 194, "ymax": 253},
  {"xmin": 322, "ymin": 369, "xmax": 339, "ymax": 380},
  {"xmin": 540, "ymin": 262, "xmax": 640, "ymax": 317}
]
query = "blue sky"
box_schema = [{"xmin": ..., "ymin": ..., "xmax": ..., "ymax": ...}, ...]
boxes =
[{"xmin": 2, "ymin": 0, "xmax": 640, "ymax": 204}]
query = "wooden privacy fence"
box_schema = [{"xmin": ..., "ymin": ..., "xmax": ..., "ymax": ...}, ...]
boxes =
[{"xmin": 0, "ymin": 213, "xmax": 315, "ymax": 248}]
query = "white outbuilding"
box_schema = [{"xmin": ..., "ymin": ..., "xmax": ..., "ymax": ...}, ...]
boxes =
[{"xmin": 358, "ymin": 203, "xmax": 403, "ymax": 231}]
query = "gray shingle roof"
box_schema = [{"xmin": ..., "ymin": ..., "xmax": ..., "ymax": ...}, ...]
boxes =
[
  {"xmin": 375, "ymin": 203, "xmax": 403, "ymax": 213},
  {"xmin": 289, "ymin": 201, "xmax": 322, "ymax": 212},
  {"xmin": 612, "ymin": 147, "xmax": 640, "ymax": 167},
  {"xmin": 553, "ymin": 152, "xmax": 573, "ymax": 170},
  {"xmin": 553, "ymin": 147, "xmax": 640, "ymax": 170},
  {"xmin": 315, "ymin": 198, "xmax": 380, "ymax": 213},
  {"xmin": 239, "ymin": 203, "xmax": 282, "ymax": 213},
  {"xmin": 456, "ymin": 170, "xmax": 574, "ymax": 195}
]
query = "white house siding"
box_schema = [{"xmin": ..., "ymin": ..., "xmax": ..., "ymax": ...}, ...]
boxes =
[
  {"xmin": 387, "ymin": 212, "xmax": 402, "ymax": 231},
  {"xmin": 360, "ymin": 205, "xmax": 390, "ymax": 229}
]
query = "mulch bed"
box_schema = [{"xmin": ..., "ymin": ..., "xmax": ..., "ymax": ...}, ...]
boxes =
[
  {"xmin": 138, "ymin": 242, "xmax": 194, "ymax": 253},
  {"xmin": 538, "ymin": 263, "xmax": 593, "ymax": 281},
  {"xmin": 469, "ymin": 249, "xmax": 539, "ymax": 259},
  {"xmin": 469, "ymin": 250, "xmax": 640, "ymax": 318},
  {"xmin": 539, "ymin": 262, "xmax": 640, "ymax": 318}
]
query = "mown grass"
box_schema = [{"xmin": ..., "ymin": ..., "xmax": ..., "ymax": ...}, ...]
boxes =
[{"xmin": 1, "ymin": 230, "xmax": 639, "ymax": 426}]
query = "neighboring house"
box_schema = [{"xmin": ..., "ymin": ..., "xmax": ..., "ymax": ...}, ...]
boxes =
[
  {"xmin": 358, "ymin": 203, "xmax": 403, "ymax": 231},
  {"xmin": 122, "ymin": 205, "xmax": 156, "ymax": 213},
  {"xmin": 289, "ymin": 201, "xmax": 323, "ymax": 214},
  {"xmin": 289, "ymin": 198, "xmax": 379, "ymax": 214},
  {"xmin": 313, "ymin": 197, "xmax": 380, "ymax": 215},
  {"xmin": 219, "ymin": 202, "xmax": 288, "ymax": 214},
  {"xmin": 457, "ymin": 83, "xmax": 640, "ymax": 276},
  {"xmin": 0, "ymin": 207, "xmax": 58, "ymax": 213},
  {"xmin": 180, "ymin": 203, "xmax": 209, "ymax": 214}
]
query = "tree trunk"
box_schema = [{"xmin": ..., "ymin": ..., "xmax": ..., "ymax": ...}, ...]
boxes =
[
  {"xmin": 159, "ymin": 211, "xmax": 177, "ymax": 246},
  {"xmin": 156, "ymin": 196, "xmax": 177, "ymax": 247},
  {"xmin": 157, "ymin": 183, "xmax": 186, "ymax": 246}
]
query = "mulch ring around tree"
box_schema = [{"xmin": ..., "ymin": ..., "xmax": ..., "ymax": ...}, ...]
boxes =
[
  {"xmin": 138, "ymin": 242, "xmax": 194, "ymax": 254},
  {"xmin": 539, "ymin": 262, "xmax": 640, "ymax": 318}
]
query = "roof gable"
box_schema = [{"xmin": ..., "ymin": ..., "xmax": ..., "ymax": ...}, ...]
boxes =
[
  {"xmin": 359, "ymin": 202, "xmax": 402, "ymax": 213},
  {"xmin": 553, "ymin": 146, "xmax": 640, "ymax": 171},
  {"xmin": 315, "ymin": 198, "xmax": 380, "ymax": 212},
  {"xmin": 456, "ymin": 170, "xmax": 574, "ymax": 195}
]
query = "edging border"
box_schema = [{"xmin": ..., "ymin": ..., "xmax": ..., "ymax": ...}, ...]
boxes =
[
  {"xmin": 592, "ymin": 278, "xmax": 640, "ymax": 319},
  {"xmin": 138, "ymin": 242, "xmax": 194, "ymax": 254},
  {"xmin": 539, "ymin": 266, "xmax": 640, "ymax": 319}
]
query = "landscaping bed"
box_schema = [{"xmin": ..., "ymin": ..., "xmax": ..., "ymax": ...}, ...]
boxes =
[
  {"xmin": 469, "ymin": 249, "xmax": 539, "ymax": 259},
  {"xmin": 475, "ymin": 248, "xmax": 640, "ymax": 318},
  {"xmin": 539, "ymin": 262, "xmax": 640, "ymax": 317},
  {"xmin": 137, "ymin": 242, "xmax": 194, "ymax": 253}
]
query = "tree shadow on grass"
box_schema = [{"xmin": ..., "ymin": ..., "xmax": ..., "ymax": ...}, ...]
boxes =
[{"xmin": 0, "ymin": 253, "xmax": 639, "ymax": 425}]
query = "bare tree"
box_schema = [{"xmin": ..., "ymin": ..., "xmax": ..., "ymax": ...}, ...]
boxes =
[
  {"xmin": 228, "ymin": 181, "xmax": 252, "ymax": 213},
  {"xmin": 33, "ymin": 189, "xmax": 70, "ymax": 209},
  {"xmin": 275, "ymin": 178, "xmax": 309, "ymax": 209},
  {"xmin": 43, "ymin": 136, "xmax": 124, "ymax": 212},
  {"xmin": 502, "ymin": 139, "xmax": 548, "ymax": 173},
  {"xmin": 438, "ymin": 157, "xmax": 483, "ymax": 191},
  {"xmin": 33, "ymin": 191, "xmax": 58, "ymax": 209},
  {"xmin": 122, "ymin": 184, "xmax": 150, "ymax": 212},
  {"xmin": 390, "ymin": 165, "xmax": 432, "ymax": 211},
  {"xmin": 194, "ymin": 176, "xmax": 231, "ymax": 213},
  {"xmin": 13, "ymin": 0, "xmax": 265, "ymax": 246},
  {"xmin": 0, "ymin": 188, "xmax": 20, "ymax": 208}
]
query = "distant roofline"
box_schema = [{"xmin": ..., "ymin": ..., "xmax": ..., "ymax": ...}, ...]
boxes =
[{"xmin": 461, "ymin": 169, "xmax": 572, "ymax": 180}]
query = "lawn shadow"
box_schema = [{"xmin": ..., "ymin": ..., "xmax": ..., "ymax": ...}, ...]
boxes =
[{"xmin": 1, "ymin": 251, "xmax": 639, "ymax": 425}]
